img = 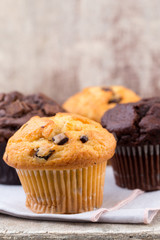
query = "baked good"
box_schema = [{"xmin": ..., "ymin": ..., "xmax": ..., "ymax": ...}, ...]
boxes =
[
  {"xmin": 4, "ymin": 113, "xmax": 116, "ymax": 214},
  {"xmin": 101, "ymin": 98, "xmax": 160, "ymax": 191},
  {"xmin": 63, "ymin": 86, "xmax": 140, "ymax": 122},
  {"xmin": 0, "ymin": 91, "xmax": 64, "ymax": 185}
]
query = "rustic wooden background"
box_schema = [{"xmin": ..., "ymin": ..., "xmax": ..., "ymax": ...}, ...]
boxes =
[{"xmin": 0, "ymin": 0, "xmax": 160, "ymax": 104}]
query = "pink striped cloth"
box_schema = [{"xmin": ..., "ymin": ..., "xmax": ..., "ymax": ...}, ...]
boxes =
[{"xmin": 0, "ymin": 167, "xmax": 159, "ymax": 224}]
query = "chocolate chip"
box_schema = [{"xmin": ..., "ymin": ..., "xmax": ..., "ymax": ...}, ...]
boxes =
[
  {"xmin": 80, "ymin": 135, "xmax": 88, "ymax": 143},
  {"xmin": 102, "ymin": 87, "xmax": 112, "ymax": 92},
  {"xmin": 35, "ymin": 149, "xmax": 55, "ymax": 160},
  {"xmin": 58, "ymin": 137, "xmax": 68, "ymax": 145},
  {"xmin": 108, "ymin": 94, "xmax": 122, "ymax": 104},
  {"xmin": 21, "ymin": 101, "xmax": 31, "ymax": 113},
  {"xmin": 43, "ymin": 104, "xmax": 58, "ymax": 115},
  {"xmin": 52, "ymin": 133, "xmax": 69, "ymax": 145},
  {"xmin": 6, "ymin": 100, "xmax": 24, "ymax": 116}
]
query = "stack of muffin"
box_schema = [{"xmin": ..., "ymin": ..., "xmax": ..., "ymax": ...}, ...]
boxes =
[{"xmin": 2, "ymin": 85, "xmax": 160, "ymax": 215}]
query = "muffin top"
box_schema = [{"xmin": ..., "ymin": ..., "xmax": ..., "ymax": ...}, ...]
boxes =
[
  {"xmin": 4, "ymin": 113, "xmax": 116, "ymax": 170},
  {"xmin": 101, "ymin": 98, "xmax": 160, "ymax": 146},
  {"xmin": 0, "ymin": 91, "xmax": 64, "ymax": 142},
  {"xmin": 63, "ymin": 86, "xmax": 140, "ymax": 122}
]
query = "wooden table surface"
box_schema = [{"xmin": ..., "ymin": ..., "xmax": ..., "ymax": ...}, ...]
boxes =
[{"xmin": 0, "ymin": 212, "xmax": 160, "ymax": 240}]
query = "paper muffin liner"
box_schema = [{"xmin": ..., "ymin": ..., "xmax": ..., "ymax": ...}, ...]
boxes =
[
  {"xmin": 0, "ymin": 142, "xmax": 20, "ymax": 185},
  {"xmin": 112, "ymin": 145, "xmax": 160, "ymax": 191},
  {"xmin": 17, "ymin": 161, "xmax": 107, "ymax": 214}
]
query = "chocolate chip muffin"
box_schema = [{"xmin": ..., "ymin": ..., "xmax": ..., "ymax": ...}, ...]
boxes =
[
  {"xmin": 63, "ymin": 86, "xmax": 140, "ymax": 122},
  {"xmin": 4, "ymin": 113, "xmax": 116, "ymax": 214},
  {"xmin": 101, "ymin": 98, "xmax": 160, "ymax": 191},
  {"xmin": 0, "ymin": 91, "xmax": 64, "ymax": 185}
]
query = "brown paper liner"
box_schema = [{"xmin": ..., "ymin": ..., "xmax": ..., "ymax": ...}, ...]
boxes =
[
  {"xmin": 17, "ymin": 161, "xmax": 107, "ymax": 214},
  {"xmin": 112, "ymin": 145, "xmax": 160, "ymax": 191}
]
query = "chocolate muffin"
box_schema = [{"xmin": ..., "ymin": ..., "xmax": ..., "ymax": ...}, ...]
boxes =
[
  {"xmin": 101, "ymin": 98, "xmax": 160, "ymax": 191},
  {"xmin": 0, "ymin": 91, "xmax": 64, "ymax": 185}
]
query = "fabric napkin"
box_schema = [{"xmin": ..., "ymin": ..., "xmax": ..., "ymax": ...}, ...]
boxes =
[{"xmin": 0, "ymin": 166, "xmax": 160, "ymax": 224}]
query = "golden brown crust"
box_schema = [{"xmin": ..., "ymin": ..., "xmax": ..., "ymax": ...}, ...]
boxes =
[
  {"xmin": 63, "ymin": 86, "xmax": 140, "ymax": 122},
  {"xmin": 3, "ymin": 113, "xmax": 116, "ymax": 170}
]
